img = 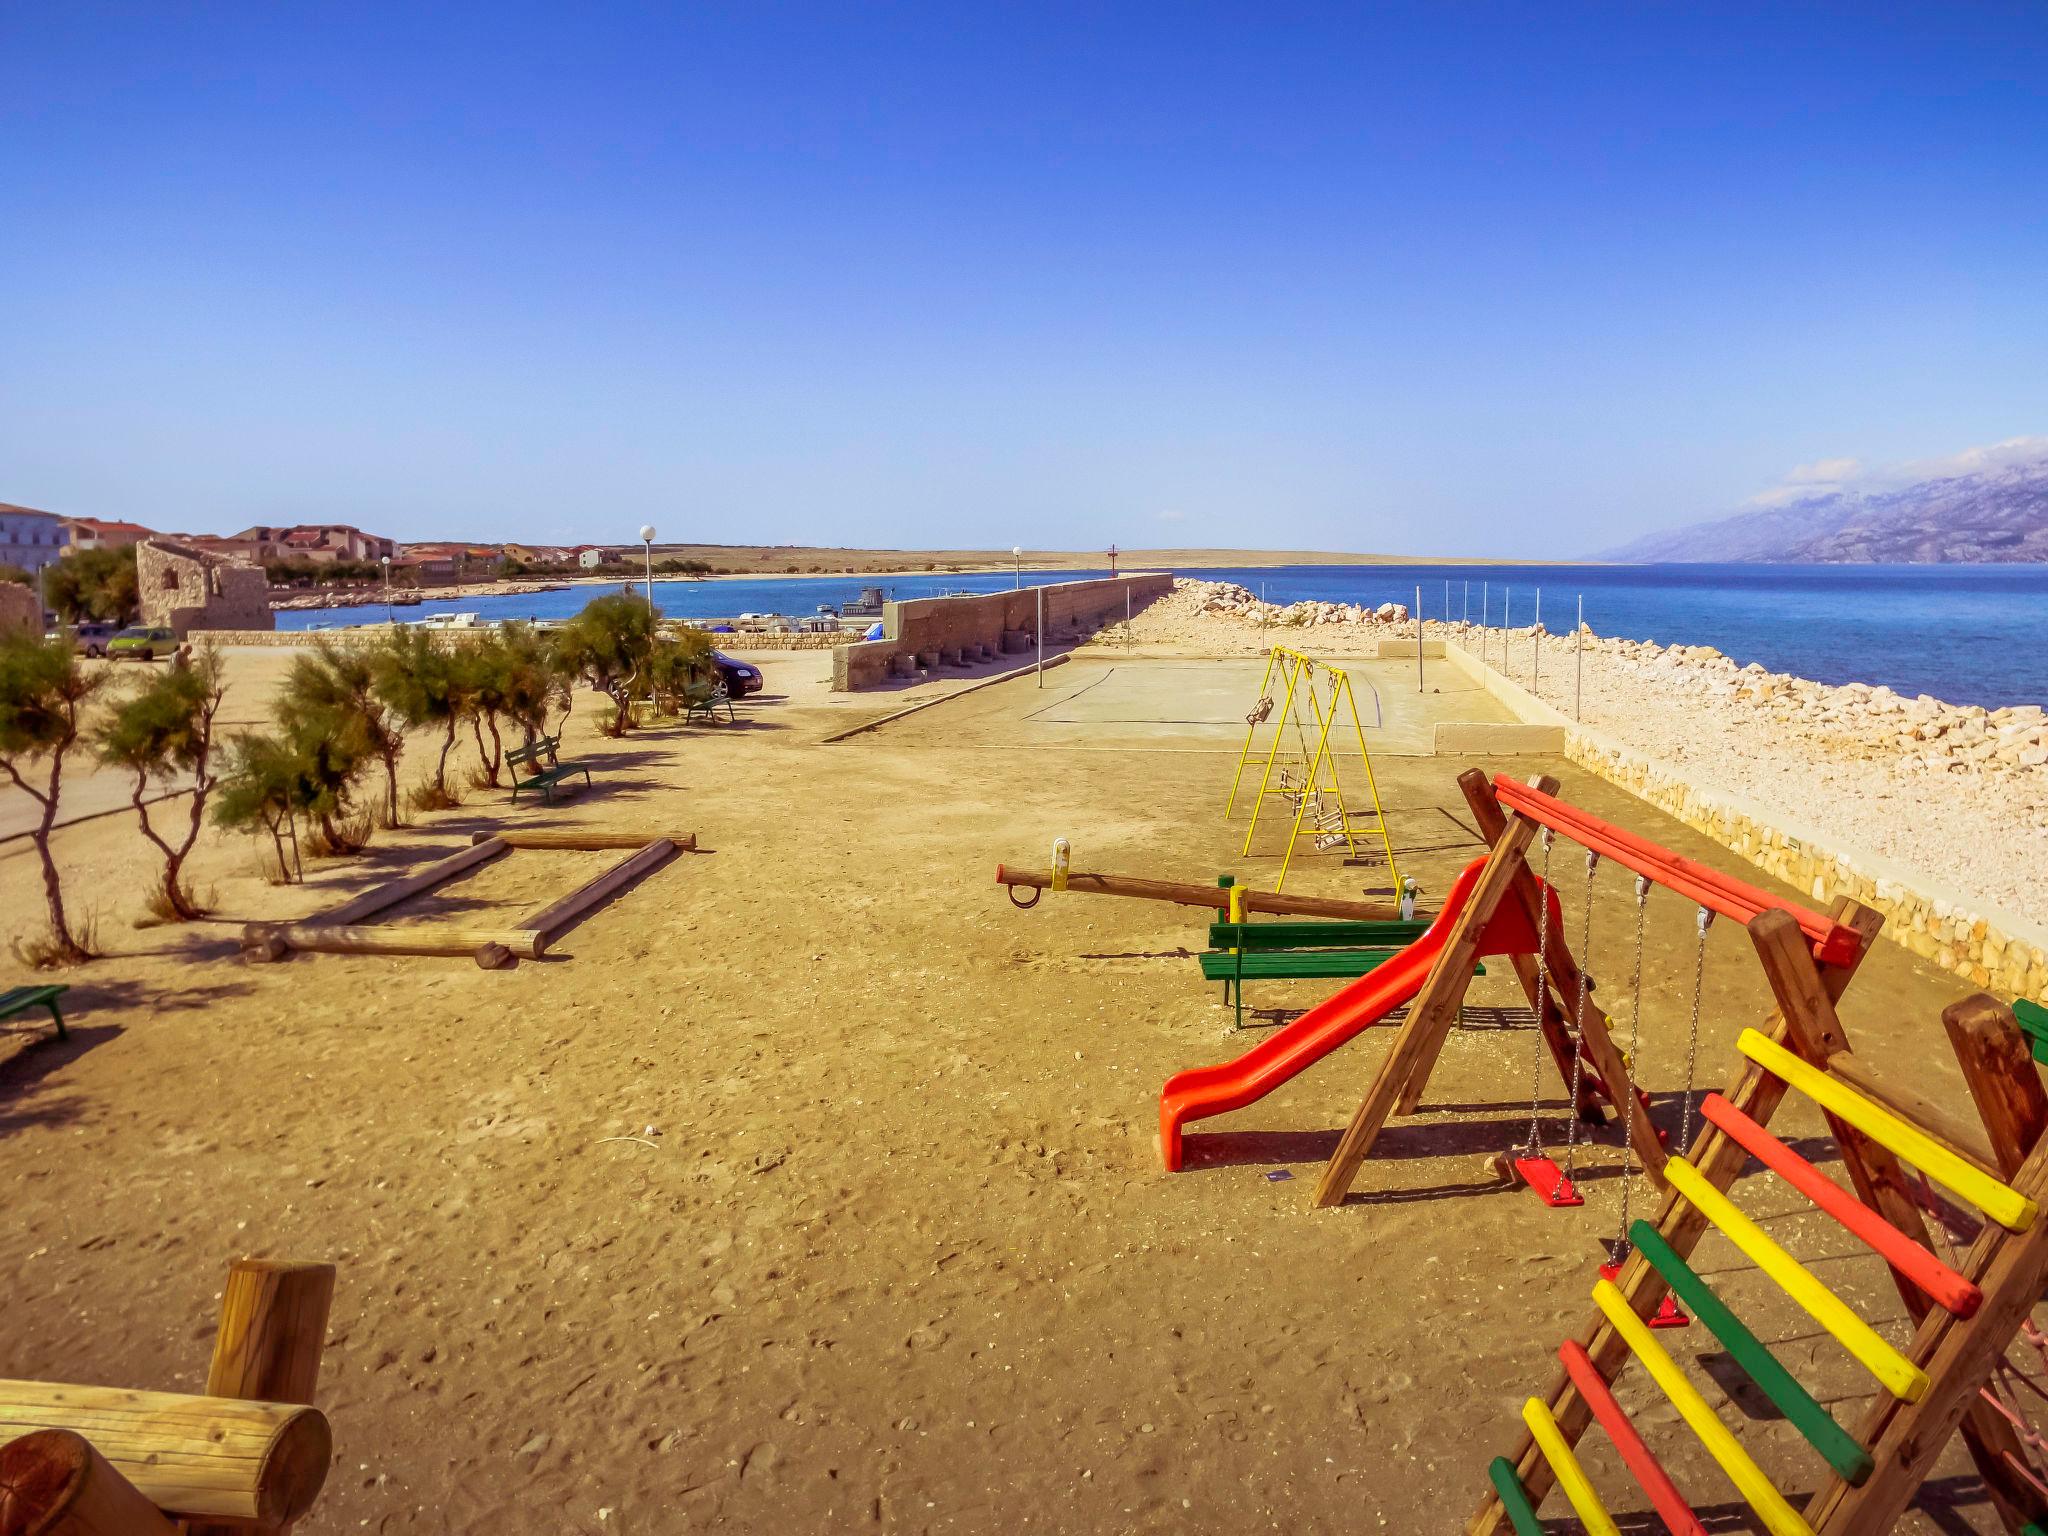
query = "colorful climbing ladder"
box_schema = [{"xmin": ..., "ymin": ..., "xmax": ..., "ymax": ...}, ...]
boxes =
[{"xmin": 1467, "ymin": 992, "xmax": 2048, "ymax": 1535}]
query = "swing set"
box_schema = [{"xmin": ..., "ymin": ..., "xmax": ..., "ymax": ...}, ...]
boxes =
[
  {"xmin": 1308, "ymin": 769, "xmax": 1869, "ymax": 1228},
  {"xmin": 1224, "ymin": 645, "xmax": 1400, "ymax": 894}
]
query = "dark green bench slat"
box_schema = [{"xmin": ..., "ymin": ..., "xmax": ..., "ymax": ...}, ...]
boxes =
[
  {"xmin": 1207, "ymin": 919, "xmax": 1430, "ymax": 950},
  {"xmin": 1199, "ymin": 948, "xmax": 1401, "ymax": 982},
  {"xmin": 1486, "ymin": 1457, "xmax": 1546, "ymax": 1536},
  {"xmin": 2014, "ymin": 998, "xmax": 2048, "ymax": 1066},
  {"xmin": 1631, "ymin": 1221, "xmax": 1873, "ymax": 1486}
]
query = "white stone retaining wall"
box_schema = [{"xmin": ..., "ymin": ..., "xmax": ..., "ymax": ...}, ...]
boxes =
[{"xmin": 1439, "ymin": 639, "xmax": 2048, "ymax": 1002}]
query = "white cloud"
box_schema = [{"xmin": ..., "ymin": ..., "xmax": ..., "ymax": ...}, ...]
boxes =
[
  {"xmin": 1745, "ymin": 434, "xmax": 2048, "ymax": 507},
  {"xmin": 1154, "ymin": 508, "xmax": 1187, "ymax": 523}
]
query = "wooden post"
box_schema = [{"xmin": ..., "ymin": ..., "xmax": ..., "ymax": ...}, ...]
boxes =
[
  {"xmin": 0, "ymin": 1428, "xmax": 180, "ymax": 1536},
  {"xmin": 1944, "ymin": 994, "xmax": 2048, "ymax": 1179},
  {"xmin": 523, "ymin": 838, "xmax": 680, "ymax": 952},
  {"xmin": 245, "ymin": 923, "xmax": 543, "ymax": 961},
  {"xmin": 477, "ymin": 830, "xmax": 697, "ymax": 851},
  {"xmin": 185, "ymin": 1258, "xmax": 334, "ymax": 1536}
]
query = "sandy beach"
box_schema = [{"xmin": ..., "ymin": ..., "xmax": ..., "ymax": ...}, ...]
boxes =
[{"xmin": 0, "ymin": 614, "xmax": 2038, "ymax": 1533}]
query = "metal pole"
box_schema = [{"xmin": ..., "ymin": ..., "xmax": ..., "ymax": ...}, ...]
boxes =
[
  {"xmin": 1444, "ymin": 579, "xmax": 1450, "ymax": 629},
  {"xmin": 1575, "ymin": 593, "xmax": 1584, "ymax": 722},
  {"xmin": 1533, "ymin": 587, "xmax": 1542, "ymax": 695},
  {"xmin": 1126, "ymin": 586, "xmax": 1132, "ymax": 651},
  {"xmin": 643, "ymin": 541, "xmax": 655, "ymax": 610},
  {"xmin": 1415, "ymin": 584, "xmax": 1423, "ymax": 692},
  {"xmin": 1463, "ymin": 579, "xmax": 1469, "ymax": 625},
  {"xmin": 1503, "ymin": 587, "xmax": 1510, "ymax": 675},
  {"xmin": 1036, "ymin": 586, "xmax": 1044, "ymax": 687}
]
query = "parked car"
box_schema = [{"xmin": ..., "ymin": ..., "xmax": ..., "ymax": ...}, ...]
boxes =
[
  {"xmin": 107, "ymin": 625, "xmax": 176, "ymax": 661},
  {"xmin": 47, "ymin": 620, "xmax": 120, "ymax": 658},
  {"xmin": 711, "ymin": 651, "xmax": 763, "ymax": 696}
]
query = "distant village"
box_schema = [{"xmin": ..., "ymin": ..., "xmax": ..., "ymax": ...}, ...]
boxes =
[{"xmin": 0, "ymin": 500, "xmax": 646, "ymax": 587}]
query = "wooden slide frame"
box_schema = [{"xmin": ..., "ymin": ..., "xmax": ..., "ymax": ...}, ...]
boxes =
[
  {"xmin": 1310, "ymin": 769, "xmax": 1868, "ymax": 1211},
  {"xmin": 241, "ymin": 828, "xmax": 695, "ymax": 969}
]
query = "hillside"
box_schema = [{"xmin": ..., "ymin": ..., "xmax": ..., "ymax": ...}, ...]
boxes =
[{"xmin": 1605, "ymin": 454, "xmax": 2048, "ymax": 563}]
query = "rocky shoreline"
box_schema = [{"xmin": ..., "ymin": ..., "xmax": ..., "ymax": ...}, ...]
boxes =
[
  {"xmin": 269, "ymin": 579, "xmax": 571, "ymax": 611},
  {"xmin": 1141, "ymin": 579, "xmax": 2048, "ymax": 939}
]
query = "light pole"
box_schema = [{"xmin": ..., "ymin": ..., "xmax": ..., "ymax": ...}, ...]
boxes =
[
  {"xmin": 639, "ymin": 524, "xmax": 657, "ymax": 611},
  {"xmin": 1107, "ymin": 543, "xmax": 1119, "ymax": 577},
  {"xmin": 1012, "ymin": 545, "xmax": 1023, "ymax": 589},
  {"xmin": 381, "ymin": 555, "xmax": 392, "ymax": 624}
]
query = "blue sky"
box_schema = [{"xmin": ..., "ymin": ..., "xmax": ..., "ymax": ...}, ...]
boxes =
[{"xmin": 2, "ymin": 3, "xmax": 2044, "ymax": 556}]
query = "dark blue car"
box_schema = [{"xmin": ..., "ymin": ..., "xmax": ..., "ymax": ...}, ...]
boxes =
[{"xmin": 712, "ymin": 651, "xmax": 763, "ymax": 696}]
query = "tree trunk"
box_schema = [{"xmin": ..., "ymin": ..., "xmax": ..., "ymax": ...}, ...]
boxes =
[
  {"xmin": 436, "ymin": 718, "xmax": 456, "ymax": 791},
  {"xmin": 484, "ymin": 711, "xmax": 504, "ymax": 783},
  {"xmin": 382, "ymin": 749, "xmax": 401, "ymax": 825},
  {"xmin": 4, "ymin": 741, "xmax": 89, "ymax": 963}
]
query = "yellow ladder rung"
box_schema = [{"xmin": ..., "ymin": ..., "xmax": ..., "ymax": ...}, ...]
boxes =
[
  {"xmin": 1521, "ymin": 1395, "xmax": 1619, "ymax": 1536},
  {"xmin": 1738, "ymin": 1029, "xmax": 2037, "ymax": 1232},
  {"xmin": 1593, "ymin": 1278, "xmax": 1815, "ymax": 1536},
  {"xmin": 1665, "ymin": 1158, "xmax": 1927, "ymax": 1401}
]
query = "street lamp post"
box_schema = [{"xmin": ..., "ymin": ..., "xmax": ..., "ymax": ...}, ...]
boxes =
[
  {"xmin": 1012, "ymin": 545, "xmax": 1023, "ymax": 589},
  {"xmin": 381, "ymin": 555, "xmax": 392, "ymax": 624},
  {"xmin": 639, "ymin": 525, "xmax": 657, "ymax": 611},
  {"xmin": 1107, "ymin": 543, "xmax": 1119, "ymax": 577}
]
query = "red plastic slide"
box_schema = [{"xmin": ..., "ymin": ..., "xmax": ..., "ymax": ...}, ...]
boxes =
[{"xmin": 1158, "ymin": 854, "xmax": 1535, "ymax": 1170}]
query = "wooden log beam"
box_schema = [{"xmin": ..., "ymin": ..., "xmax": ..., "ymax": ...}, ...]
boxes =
[
  {"xmin": 0, "ymin": 1383, "xmax": 328, "ymax": 1526},
  {"xmin": 1944, "ymin": 994, "xmax": 2048, "ymax": 1180},
  {"xmin": 523, "ymin": 838, "xmax": 680, "ymax": 952},
  {"xmin": 1829, "ymin": 1049, "xmax": 2003, "ymax": 1182},
  {"xmin": 995, "ymin": 864, "xmax": 1406, "ymax": 922},
  {"xmin": 307, "ymin": 837, "xmax": 510, "ymax": 928},
  {"xmin": 245, "ymin": 924, "xmax": 543, "ymax": 961},
  {"xmin": 0, "ymin": 1428, "xmax": 180, "ymax": 1536},
  {"xmin": 186, "ymin": 1258, "xmax": 334, "ymax": 1536},
  {"xmin": 474, "ymin": 830, "xmax": 698, "ymax": 852}
]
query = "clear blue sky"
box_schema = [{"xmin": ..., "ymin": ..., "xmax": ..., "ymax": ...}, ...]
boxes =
[{"xmin": 2, "ymin": 3, "xmax": 2044, "ymax": 556}]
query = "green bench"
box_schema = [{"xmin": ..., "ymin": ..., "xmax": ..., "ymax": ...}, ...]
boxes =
[
  {"xmin": 683, "ymin": 679, "xmax": 734, "ymax": 724},
  {"xmin": 506, "ymin": 734, "xmax": 591, "ymax": 806},
  {"xmin": 0, "ymin": 984, "xmax": 68, "ymax": 1041},
  {"xmin": 1201, "ymin": 919, "xmax": 1479, "ymax": 1028}
]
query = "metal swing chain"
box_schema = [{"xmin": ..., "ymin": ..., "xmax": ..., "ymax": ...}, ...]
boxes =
[
  {"xmin": 1561, "ymin": 849, "xmax": 1600, "ymax": 1182},
  {"xmin": 1613, "ymin": 874, "xmax": 1650, "ymax": 1267},
  {"xmin": 1681, "ymin": 906, "xmax": 1714, "ymax": 1154},
  {"xmin": 1522, "ymin": 828, "xmax": 1558, "ymax": 1157}
]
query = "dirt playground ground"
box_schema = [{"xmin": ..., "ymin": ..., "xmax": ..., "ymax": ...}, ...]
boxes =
[{"xmin": 0, "ymin": 643, "xmax": 2030, "ymax": 1532}]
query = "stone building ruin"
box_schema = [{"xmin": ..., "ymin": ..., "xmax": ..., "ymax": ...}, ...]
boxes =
[{"xmin": 137, "ymin": 538, "xmax": 273, "ymax": 635}]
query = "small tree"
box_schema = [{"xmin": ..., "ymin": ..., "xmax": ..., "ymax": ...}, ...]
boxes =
[
  {"xmin": 0, "ymin": 563, "xmax": 30, "ymax": 587},
  {"xmin": 283, "ymin": 707, "xmax": 376, "ymax": 853},
  {"xmin": 44, "ymin": 547, "xmax": 140, "ymax": 624},
  {"xmin": 642, "ymin": 629, "xmax": 714, "ymax": 715},
  {"xmin": 553, "ymin": 593, "xmax": 658, "ymax": 736},
  {"xmin": 498, "ymin": 621, "xmax": 568, "ymax": 746},
  {"xmin": 0, "ymin": 633, "xmax": 105, "ymax": 962},
  {"xmin": 460, "ymin": 632, "xmax": 514, "ymax": 786},
  {"xmin": 373, "ymin": 626, "xmax": 470, "ymax": 804},
  {"xmin": 213, "ymin": 730, "xmax": 306, "ymax": 882},
  {"xmin": 94, "ymin": 646, "xmax": 226, "ymax": 918},
  {"xmin": 279, "ymin": 640, "xmax": 405, "ymax": 825}
]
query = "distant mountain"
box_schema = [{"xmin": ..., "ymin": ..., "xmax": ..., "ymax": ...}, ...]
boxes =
[{"xmin": 1602, "ymin": 455, "xmax": 2048, "ymax": 563}]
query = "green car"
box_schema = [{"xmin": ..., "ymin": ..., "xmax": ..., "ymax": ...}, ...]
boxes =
[{"xmin": 107, "ymin": 625, "xmax": 176, "ymax": 661}]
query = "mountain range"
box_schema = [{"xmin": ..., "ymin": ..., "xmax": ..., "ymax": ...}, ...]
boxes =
[{"xmin": 1601, "ymin": 453, "xmax": 2048, "ymax": 563}]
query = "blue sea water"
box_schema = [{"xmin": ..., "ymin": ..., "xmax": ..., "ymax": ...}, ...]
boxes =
[{"xmin": 276, "ymin": 562, "xmax": 2048, "ymax": 709}]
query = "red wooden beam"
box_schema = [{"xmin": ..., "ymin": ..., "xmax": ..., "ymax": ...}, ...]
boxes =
[
  {"xmin": 1492, "ymin": 777, "xmax": 1861, "ymax": 966},
  {"xmin": 1558, "ymin": 1339, "xmax": 1708, "ymax": 1536},
  {"xmin": 1701, "ymin": 1092, "xmax": 1983, "ymax": 1317}
]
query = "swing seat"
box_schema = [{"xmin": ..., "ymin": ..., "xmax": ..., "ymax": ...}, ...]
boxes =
[
  {"xmin": 1512, "ymin": 1155, "xmax": 1584, "ymax": 1208},
  {"xmin": 1599, "ymin": 1259, "xmax": 1690, "ymax": 1329}
]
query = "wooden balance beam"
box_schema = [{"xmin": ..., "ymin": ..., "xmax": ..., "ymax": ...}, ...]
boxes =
[
  {"xmin": 996, "ymin": 863, "xmax": 1408, "ymax": 922},
  {"xmin": 243, "ymin": 831, "xmax": 696, "ymax": 968}
]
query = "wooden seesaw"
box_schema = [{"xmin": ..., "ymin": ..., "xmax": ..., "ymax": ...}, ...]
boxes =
[
  {"xmin": 995, "ymin": 860, "xmax": 1412, "ymax": 923},
  {"xmin": 1469, "ymin": 991, "xmax": 2048, "ymax": 1534},
  {"xmin": 243, "ymin": 827, "xmax": 696, "ymax": 969},
  {"xmin": 0, "ymin": 1256, "xmax": 337, "ymax": 1534}
]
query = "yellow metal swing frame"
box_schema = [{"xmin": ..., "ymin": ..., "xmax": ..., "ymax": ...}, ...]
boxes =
[{"xmin": 1224, "ymin": 645, "xmax": 1400, "ymax": 893}]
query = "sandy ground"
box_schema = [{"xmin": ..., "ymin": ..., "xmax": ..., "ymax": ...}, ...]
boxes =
[{"xmin": 0, "ymin": 643, "xmax": 2035, "ymax": 1533}]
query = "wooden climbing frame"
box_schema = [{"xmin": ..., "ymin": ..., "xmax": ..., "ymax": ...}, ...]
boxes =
[
  {"xmin": 241, "ymin": 827, "xmax": 696, "ymax": 969},
  {"xmin": 1468, "ymin": 991, "xmax": 2048, "ymax": 1535}
]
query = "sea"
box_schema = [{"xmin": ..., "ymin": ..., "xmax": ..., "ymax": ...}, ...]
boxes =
[{"xmin": 275, "ymin": 562, "xmax": 2048, "ymax": 709}]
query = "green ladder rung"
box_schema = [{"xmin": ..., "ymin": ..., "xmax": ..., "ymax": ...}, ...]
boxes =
[
  {"xmin": 1631, "ymin": 1221, "xmax": 1874, "ymax": 1485},
  {"xmin": 1486, "ymin": 1456, "xmax": 1545, "ymax": 1536},
  {"xmin": 2014, "ymin": 998, "xmax": 2048, "ymax": 1067}
]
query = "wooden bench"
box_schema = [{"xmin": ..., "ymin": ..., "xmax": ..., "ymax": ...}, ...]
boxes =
[
  {"xmin": 506, "ymin": 735, "xmax": 591, "ymax": 806},
  {"xmin": 1201, "ymin": 920, "xmax": 1479, "ymax": 1028},
  {"xmin": 683, "ymin": 680, "xmax": 734, "ymax": 724},
  {"xmin": 0, "ymin": 984, "xmax": 68, "ymax": 1041}
]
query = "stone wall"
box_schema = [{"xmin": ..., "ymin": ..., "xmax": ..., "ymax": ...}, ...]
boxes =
[
  {"xmin": 0, "ymin": 582, "xmax": 38, "ymax": 635},
  {"xmin": 1440, "ymin": 640, "xmax": 2048, "ymax": 1002},
  {"xmin": 137, "ymin": 539, "xmax": 274, "ymax": 636},
  {"xmin": 832, "ymin": 574, "xmax": 1172, "ymax": 689}
]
